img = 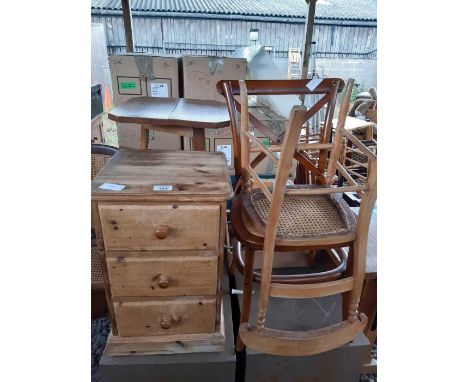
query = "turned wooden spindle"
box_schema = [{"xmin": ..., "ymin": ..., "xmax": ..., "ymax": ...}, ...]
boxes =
[
  {"xmin": 347, "ymin": 299, "xmax": 360, "ymax": 322},
  {"xmin": 256, "ymin": 311, "xmax": 266, "ymax": 332}
]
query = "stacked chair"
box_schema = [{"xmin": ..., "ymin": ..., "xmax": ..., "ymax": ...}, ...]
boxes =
[
  {"xmin": 217, "ymin": 79, "xmax": 377, "ymax": 356},
  {"xmin": 91, "ymin": 143, "xmax": 118, "ymax": 318}
]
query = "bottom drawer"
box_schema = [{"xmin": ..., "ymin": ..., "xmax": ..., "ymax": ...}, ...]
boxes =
[{"xmin": 114, "ymin": 298, "xmax": 216, "ymax": 337}]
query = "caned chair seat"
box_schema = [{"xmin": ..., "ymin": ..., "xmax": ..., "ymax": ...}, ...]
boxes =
[
  {"xmin": 239, "ymin": 186, "xmax": 357, "ymax": 246},
  {"xmin": 91, "ymin": 144, "xmax": 118, "ymax": 180},
  {"xmin": 91, "ymin": 144, "xmax": 117, "ymax": 319},
  {"xmin": 92, "ymin": 152, "xmax": 114, "ymax": 180},
  {"xmin": 91, "ymin": 247, "xmax": 107, "ymax": 318},
  {"xmin": 92, "ymin": 144, "xmax": 118, "ymax": 236},
  {"xmin": 91, "ymin": 247, "xmax": 104, "ymax": 289}
]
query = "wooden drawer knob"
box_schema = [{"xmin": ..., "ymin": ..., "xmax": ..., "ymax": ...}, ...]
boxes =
[
  {"xmin": 155, "ymin": 225, "xmax": 169, "ymax": 239},
  {"xmin": 158, "ymin": 274, "xmax": 171, "ymax": 289},
  {"xmin": 160, "ymin": 316, "xmax": 172, "ymax": 330}
]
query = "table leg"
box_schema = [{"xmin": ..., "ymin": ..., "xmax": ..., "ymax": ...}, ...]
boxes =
[
  {"xmin": 192, "ymin": 129, "xmax": 206, "ymax": 151},
  {"xmin": 140, "ymin": 126, "xmax": 149, "ymax": 149}
]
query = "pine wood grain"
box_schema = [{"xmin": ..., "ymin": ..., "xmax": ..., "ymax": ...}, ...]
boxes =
[
  {"xmin": 99, "ymin": 204, "xmax": 219, "ymax": 251},
  {"xmin": 91, "ymin": 145, "xmax": 232, "ymax": 353},
  {"xmin": 114, "ymin": 298, "xmax": 216, "ymax": 337},
  {"xmin": 107, "ymin": 254, "xmax": 218, "ymax": 297},
  {"xmin": 105, "ymin": 306, "xmax": 225, "ymax": 355},
  {"xmin": 91, "ymin": 149, "xmax": 232, "ymax": 202}
]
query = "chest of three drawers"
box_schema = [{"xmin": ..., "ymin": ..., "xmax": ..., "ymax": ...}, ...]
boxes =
[{"xmin": 91, "ymin": 149, "xmax": 232, "ymax": 355}]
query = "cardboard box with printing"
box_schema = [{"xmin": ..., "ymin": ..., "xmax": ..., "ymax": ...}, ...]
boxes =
[
  {"xmin": 182, "ymin": 56, "xmax": 248, "ymax": 171},
  {"xmin": 109, "ymin": 54, "xmax": 181, "ymax": 150},
  {"xmin": 182, "ymin": 56, "xmax": 247, "ymax": 102}
]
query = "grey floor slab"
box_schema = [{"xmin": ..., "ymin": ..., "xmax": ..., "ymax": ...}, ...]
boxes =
[{"xmin": 233, "ymin": 267, "xmax": 370, "ymax": 382}]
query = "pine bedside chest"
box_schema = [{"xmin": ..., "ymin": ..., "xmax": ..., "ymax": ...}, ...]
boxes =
[{"xmin": 91, "ymin": 149, "xmax": 232, "ymax": 355}]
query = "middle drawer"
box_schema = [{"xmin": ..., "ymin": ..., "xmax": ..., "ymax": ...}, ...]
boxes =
[{"xmin": 107, "ymin": 252, "xmax": 218, "ymax": 297}]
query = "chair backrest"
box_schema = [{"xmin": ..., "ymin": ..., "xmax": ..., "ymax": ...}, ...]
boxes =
[
  {"xmin": 91, "ymin": 144, "xmax": 118, "ymax": 180},
  {"xmin": 216, "ymin": 79, "xmax": 345, "ymax": 184}
]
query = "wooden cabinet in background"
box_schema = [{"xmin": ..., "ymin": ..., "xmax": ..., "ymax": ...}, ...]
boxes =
[{"xmin": 91, "ymin": 149, "xmax": 232, "ymax": 355}]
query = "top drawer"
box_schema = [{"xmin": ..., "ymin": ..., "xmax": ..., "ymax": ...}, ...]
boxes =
[{"xmin": 99, "ymin": 204, "xmax": 220, "ymax": 250}]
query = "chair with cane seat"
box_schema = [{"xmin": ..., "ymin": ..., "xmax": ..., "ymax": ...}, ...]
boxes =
[
  {"xmin": 91, "ymin": 143, "xmax": 118, "ymax": 318},
  {"xmin": 91, "ymin": 144, "xmax": 118, "ymax": 238},
  {"xmin": 91, "ymin": 144, "xmax": 118, "ymax": 180},
  {"xmin": 226, "ymin": 79, "xmax": 377, "ymax": 356},
  {"xmin": 217, "ymin": 78, "xmax": 349, "ymax": 280}
]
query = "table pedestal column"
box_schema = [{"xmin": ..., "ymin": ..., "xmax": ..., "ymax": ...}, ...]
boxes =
[{"xmin": 192, "ymin": 129, "xmax": 206, "ymax": 151}]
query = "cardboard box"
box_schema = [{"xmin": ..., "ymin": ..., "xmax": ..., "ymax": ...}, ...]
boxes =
[
  {"xmin": 109, "ymin": 54, "xmax": 181, "ymax": 150},
  {"xmin": 117, "ymin": 125, "xmax": 182, "ymax": 150},
  {"xmin": 181, "ymin": 56, "xmax": 248, "ymax": 172},
  {"xmin": 109, "ymin": 54, "xmax": 180, "ymax": 103},
  {"xmin": 181, "ymin": 56, "xmax": 246, "ymax": 102},
  {"xmin": 183, "ymin": 127, "xmax": 275, "ymax": 175}
]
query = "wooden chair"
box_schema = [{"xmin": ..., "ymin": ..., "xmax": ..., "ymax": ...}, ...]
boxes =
[
  {"xmin": 91, "ymin": 144, "xmax": 118, "ymax": 318},
  {"xmin": 218, "ymin": 79, "xmax": 348, "ymax": 287},
  {"xmin": 226, "ymin": 79, "xmax": 377, "ymax": 356},
  {"xmin": 91, "ymin": 144, "xmax": 118, "ymax": 238}
]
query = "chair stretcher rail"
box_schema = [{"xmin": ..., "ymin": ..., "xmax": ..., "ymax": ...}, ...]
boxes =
[
  {"xmin": 239, "ymin": 313, "xmax": 367, "ymax": 356},
  {"xmin": 285, "ymin": 185, "xmax": 368, "ymax": 196},
  {"xmin": 342, "ymin": 129, "xmax": 377, "ymax": 161},
  {"xmin": 269, "ymin": 277, "xmax": 355, "ymax": 298}
]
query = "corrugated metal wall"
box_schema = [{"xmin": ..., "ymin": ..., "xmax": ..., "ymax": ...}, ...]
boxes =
[{"xmin": 91, "ymin": 15, "xmax": 376, "ymax": 59}]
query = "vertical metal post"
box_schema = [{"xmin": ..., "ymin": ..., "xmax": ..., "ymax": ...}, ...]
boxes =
[
  {"xmin": 121, "ymin": 0, "xmax": 134, "ymax": 53},
  {"xmin": 309, "ymin": 41, "xmax": 320, "ymax": 133},
  {"xmin": 310, "ymin": 41, "xmax": 317, "ymax": 78},
  {"xmin": 301, "ymin": 0, "xmax": 317, "ymax": 79}
]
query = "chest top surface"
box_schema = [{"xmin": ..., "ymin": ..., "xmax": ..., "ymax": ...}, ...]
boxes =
[{"xmin": 91, "ymin": 149, "xmax": 233, "ymax": 202}]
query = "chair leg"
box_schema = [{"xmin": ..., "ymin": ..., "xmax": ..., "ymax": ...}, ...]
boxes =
[
  {"xmin": 228, "ymin": 255, "xmax": 237, "ymax": 276},
  {"xmin": 307, "ymin": 249, "xmax": 317, "ymax": 269},
  {"xmin": 225, "ymin": 221, "xmax": 237, "ymax": 276},
  {"xmin": 256, "ymin": 243, "xmax": 277, "ymax": 333},
  {"xmin": 346, "ymin": 238, "xmax": 367, "ymax": 322},
  {"xmin": 342, "ymin": 244, "xmax": 354, "ymax": 321},
  {"xmin": 236, "ymin": 247, "xmax": 255, "ymax": 352}
]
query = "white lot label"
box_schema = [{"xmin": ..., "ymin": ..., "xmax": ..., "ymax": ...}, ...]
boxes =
[
  {"xmin": 99, "ymin": 183, "xmax": 126, "ymax": 191},
  {"xmin": 150, "ymin": 82, "xmax": 169, "ymax": 98},
  {"xmin": 216, "ymin": 144, "xmax": 232, "ymax": 166},
  {"xmin": 153, "ymin": 185, "xmax": 173, "ymax": 191},
  {"xmin": 306, "ymin": 78, "xmax": 321, "ymax": 92}
]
